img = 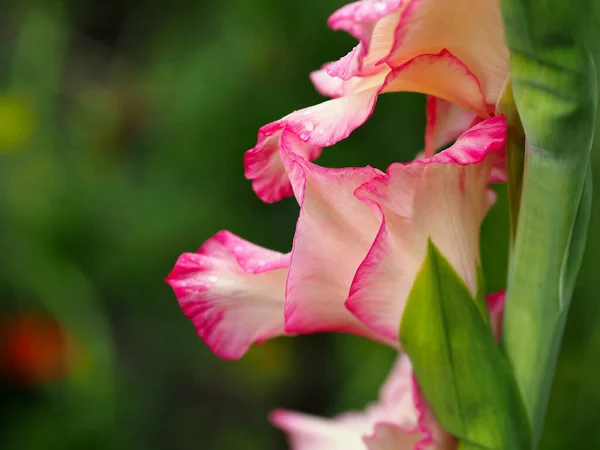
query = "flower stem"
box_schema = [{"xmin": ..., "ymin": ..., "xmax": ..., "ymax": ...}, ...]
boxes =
[
  {"xmin": 503, "ymin": 147, "xmax": 592, "ymax": 447},
  {"xmin": 500, "ymin": 2, "xmax": 598, "ymax": 445}
]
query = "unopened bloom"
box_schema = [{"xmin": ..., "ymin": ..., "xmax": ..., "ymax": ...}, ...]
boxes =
[
  {"xmin": 271, "ymin": 293, "xmax": 506, "ymax": 450},
  {"xmin": 244, "ymin": 0, "xmax": 508, "ymax": 203},
  {"xmin": 166, "ymin": 117, "xmax": 505, "ymax": 359}
]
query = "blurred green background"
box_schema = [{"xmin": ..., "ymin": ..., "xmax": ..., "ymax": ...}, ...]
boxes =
[{"xmin": 0, "ymin": 1, "xmax": 599, "ymax": 449}]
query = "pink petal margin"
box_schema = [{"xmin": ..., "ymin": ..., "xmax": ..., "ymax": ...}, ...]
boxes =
[
  {"xmin": 326, "ymin": 0, "xmax": 406, "ymax": 79},
  {"xmin": 410, "ymin": 377, "xmax": 456, "ymax": 450},
  {"xmin": 247, "ymin": 49, "xmax": 488, "ymax": 204},
  {"xmin": 165, "ymin": 231, "xmax": 290, "ymax": 360},
  {"xmin": 280, "ymin": 144, "xmax": 397, "ymax": 346},
  {"xmin": 424, "ymin": 96, "xmax": 480, "ymax": 157},
  {"xmin": 244, "ymin": 71, "xmax": 384, "ymax": 203},
  {"xmin": 345, "ymin": 116, "xmax": 507, "ymax": 341}
]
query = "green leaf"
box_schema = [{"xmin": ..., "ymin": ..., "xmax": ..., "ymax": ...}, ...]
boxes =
[{"xmin": 400, "ymin": 241, "xmax": 530, "ymax": 450}]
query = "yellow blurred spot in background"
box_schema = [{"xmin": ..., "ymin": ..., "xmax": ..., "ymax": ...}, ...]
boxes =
[{"xmin": 0, "ymin": 93, "xmax": 36, "ymax": 151}]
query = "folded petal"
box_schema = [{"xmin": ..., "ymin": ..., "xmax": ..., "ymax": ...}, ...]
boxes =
[
  {"xmin": 166, "ymin": 231, "xmax": 290, "ymax": 360},
  {"xmin": 244, "ymin": 129, "xmax": 322, "ymax": 203},
  {"xmin": 281, "ymin": 148, "xmax": 396, "ymax": 345},
  {"xmin": 386, "ymin": 0, "xmax": 509, "ymax": 109},
  {"xmin": 382, "ymin": 50, "xmax": 488, "ymax": 118},
  {"xmin": 245, "ymin": 72, "xmax": 386, "ymax": 203},
  {"xmin": 249, "ymin": 50, "xmax": 486, "ymax": 204},
  {"xmin": 326, "ymin": 0, "xmax": 406, "ymax": 79},
  {"xmin": 346, "ymin": 116, "xmax": 506, "ymax": 341},
  {"xmin": 424, "ymin": 96, "xmax": 479, "ymax": 157},
  {"xmin": 310, "ymin": 68, "xmax": 347, "ymax": 98}
]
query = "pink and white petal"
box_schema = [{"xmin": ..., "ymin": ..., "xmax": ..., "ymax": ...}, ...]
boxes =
[
  {"xmin": 374, "ymin": 354, "xmax": 420, "ymax": 429},
  {"xmin": 387, "ymin": 0, "xmax": 509, "ymax": 107},
  {"xmin": 270, "ymin": 409, "xmax": 368, "ymax": 450},
  {"xmin": 382, "ymin": 50, "xmax": 488, "ymax": 118},
  {"xmin": 244, "ymin": 128, "xmax": 322, "ymax": 204},
  {"xmin": 424, "ymin": 96, "xmax": 480, "ymax": 157},
  {"xmin": 486, "ymin": 291, "xmax": 506, "ymax": 342},
  {"xmin": 165, "ymin": 231, "xmax": 290, "ymax": 360},
  {"xmin": 367, "ymin": 355, "xmax": 453, "ymax": 449},
  {"xmin": 244, "ymin": 71, "xmax": 387, "ymax": 203},
  {"xmin": 346, "ymin": 116, "xmax": 507, "ymax": 340},
  {"xmin": 326, "ymin": 0, "xmax": 406, "ymax": 79},
  {"xmin": 310, "ymin": 67, "xmax": 347, "ymax": 98},
  {"xmin": 326, "ymin": 45, "xmax": 366, "ymax": 81},
  {"xmin": 281, "ymin": 150, "xmax": 396, "ymax": 345}
]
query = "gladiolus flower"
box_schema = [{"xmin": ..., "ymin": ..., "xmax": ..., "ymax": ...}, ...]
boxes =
[
  {"xmin": 166, "ymin": 116, "xmax": 506, "ymax": 359},
  {"xmin": 270, "ymin": 292, "xmax": 506, "ymax": 450},
  {"xmin": 244, "ymin": 0, "xmax": 509, "ymax": 203}
]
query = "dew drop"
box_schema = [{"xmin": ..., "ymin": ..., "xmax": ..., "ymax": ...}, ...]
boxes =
[
  {"xmin": 374, "ymin": 2, "xmax": 387, "ymax": 13},
  {"xmin": 304, "ymin": 122, "xmax": 315, "ymax": 131},
  {"xmin": 298, "ymin": 132, "xmax": 309, "ymax": 142}
]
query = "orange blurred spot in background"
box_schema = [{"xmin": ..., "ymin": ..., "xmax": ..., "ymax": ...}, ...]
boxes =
[{"xmin": 0, "ymin": 314, "xmax": 70, "ymax": 386}]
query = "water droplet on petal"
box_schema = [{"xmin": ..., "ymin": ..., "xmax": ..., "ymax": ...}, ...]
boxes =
[
  {"xmin": 206, "ymin": 275, "xmax": 219, "ymax": 283},
  {"xmin": 298, "ymin": 132, "xmax": 309, "ymax": 142},
  {"xmin": 302, "ymin": 110, "xmax": 313, "ymax": 116},
  {"xmin": 318, "ymin": 129, "xmax": 325, "ymax": 135},
  {"xmin": 305, "ymin": 122, "xmax": 315, "ymax": 131},
  {"xmin": 374, "ymin": 2, "xmax": 387, "ymax": 13}
]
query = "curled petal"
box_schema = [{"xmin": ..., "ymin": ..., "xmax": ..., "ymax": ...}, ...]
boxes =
[
  {"xmin": 326, "ymin": 0, "xmax": 406, "ymax": 79},
  {"xmin": 248, "ymin": 51, "xmax": 486, "ymax": 204},
  {"xmin": 244, "ymin": 130, "xmax": 322, "ymax": 204},
  {"xmin": 346, "ymin": 116, "xmax": 507, "ymax": 341},
  {"xmin": 281, "ymin": 147, "xmax": 395, "ymax": 345},
  {"xmin": 166, "ymin": 231, "xmax": 290, "ymax": 360},
  {"xmin": 424, "ymin": 96, "xmax": 479, "ymax": 157},
  {"xmin": 325, "ymin": 45, "xmax": 366, "ymax": 81},
  {"xmin": 322, "ymin": 0, "xmax": 508, "ymax": 111},
  {"xmin": 310, "ymin": 68, "xmax": 347, "ymax": 98},
  {"xmin": 382, "ymin": 50, "xmax": 488, "ymax": 118},
  {"xmin": 245, "ymin": 72, "xmax": 386, "ymax": 203},
  {"xmin": 387, "ymin": 0, "xmax": 509, "ymax": 108}
]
